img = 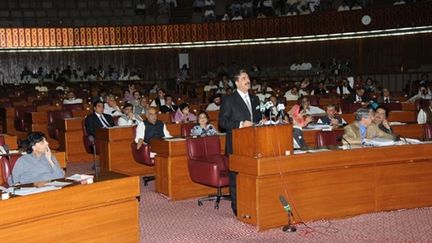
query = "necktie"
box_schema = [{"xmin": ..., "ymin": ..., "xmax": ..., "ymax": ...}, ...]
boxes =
[
  {"xmin": 98, "ymin": 114, "xmax": 110, "ymax": 127},
  {"xmin": 385, "ymin": 98, "xmax": 389, "ymax": 103},
  {"xmin": 244, "ymin": 94, "xmax": 253, "ymax": 122}
]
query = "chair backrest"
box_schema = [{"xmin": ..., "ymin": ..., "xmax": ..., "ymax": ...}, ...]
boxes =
[
  {"xmin": 424, "ymin": 124, "xmax": 432, "ymax": 141},
  {"xmin": 14, "ymin": 106, "xmax": 36, "ymax": 131},
  {"xmin": 62, "ymin": 103, "xmax": 84, "ymax": 112},
  {"xmin": 181, "ymin": 123, "xmax": 196, "ymax": 137},
  {"xmin": 0, "ymin": 136, "xmax": 5, "ymax": 146},
  {"xmin": 130, "ymin": 142, "xmax": 154, "ymax": 166},
  {"xmin": 315, "ymin": 130, "xmax": 345, "ymax": 147},
  {"xmin": 341, "ymin": 103, "xmax": 362, "ymax": 114},
  {"xmin": 47, "ymin": 110, "xmax": 73, "ymax": 139},
  {"xmin": 186, "ymin": 136, "xmax": 221, "ymax": 160},
  {"xmin": 81, "ymin": 117, "xmax": 99, "ymax": 154},
  {"xmin": 0, "ymin": 156, "xmax": 11, "ymax": 187}
]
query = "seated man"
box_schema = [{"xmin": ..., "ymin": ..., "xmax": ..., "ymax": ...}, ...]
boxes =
[
  {"xmin": 373, "ymin": 106, "xmax": 394, "ymax": 136},
  {"xmin": 117, "ymin": 103, "xmax": 143, "ymax": 126},
  {"xmin": 377, "ymin": 88, "xmax": 396, "ymax": 104},
  {"xmin": 345, "ymin": 87, "xmax": 370, "ymax": 104},
  {"xmin": 317, "ymin": 104, "xmax": 346, "ymax": 128},
  {"xmin": 8, "ymin": 132, "xmax": 64, "ymax": 186},
  {"xmin": 135, "ymin": 107, "xmax": 172, "ymax": 149},
  {"xmin": 85, "ymin": 100, "xmax": 115, "ymax": 141},
  {"xmin": 159, "ymin": 95, "xmax": 178, "ymax": 113},
  {"xmin": 343, "ymin": 108, "xmax": 394, "ymax": 145},
  {"xmin": 206, "ymin": 94, "xmax": 222, "ymax": 111}
]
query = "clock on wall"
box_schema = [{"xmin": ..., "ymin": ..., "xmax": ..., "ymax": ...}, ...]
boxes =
[{"xmin": 361, "ymin": 15, "xmax": 372, "ymax": 25}]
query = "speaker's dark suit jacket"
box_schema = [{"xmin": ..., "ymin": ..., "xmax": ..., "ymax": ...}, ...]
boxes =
[
  {"xmin": 219, "ymin": 90, "xmax": 261, "ymax": 154},
  {"xmin": 85, "ymin": 112, "xmax": 115, "ymax": 137}
]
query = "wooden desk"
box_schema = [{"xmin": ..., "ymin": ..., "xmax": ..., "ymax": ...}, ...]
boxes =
[
  {"xmin": 231, "ymin": 144, "xmax": 432, "ymax": 230},
  {"xmin": 151, "ymin": 136, "xmax": 227, "ymax": 200},
  {"xmin": 96, "ymin": 126, "xmax": 153, "ymax": 176},
  {"xmin": 302, "ymin": 124, "xmax": 425, "ymax": 148},
  {"xmin": 341, "ymin": 110, "xmax": 417, "ymax": 124},
  {"xmin": 401, "ymin": 102, "xmax": 416, "ymax": 111},
  {"xmin": 57, "ymin": 117, "xmax": 93, "ymax": 163},
  {"xmin": 0, "ymin": 175, "xmax": 140, "ymax": 242},
  {"xmin": 0, "ymin": 134, "xmax": 18, "ymax": 150},
  {"xmin": 0, "ymin": 107, "xmax": 26, "ymax": 139},
  {"xmin": 166, "ymin": 123, "xmax": 182, "ymax": 137}
]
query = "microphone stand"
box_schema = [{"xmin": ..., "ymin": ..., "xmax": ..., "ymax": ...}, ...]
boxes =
[
  {"xmin": 282, "ymin": 209, "xmax": 297, "ymax": 232},
  {"xmin": 279, "ymin": 195, "xmax": 297, "ymax": 232}
]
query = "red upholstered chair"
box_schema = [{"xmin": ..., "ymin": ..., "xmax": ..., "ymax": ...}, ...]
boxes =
[
  {"xmin": 424, "ymin": 124, "xmax": 432, "ymax": 141},
  {"xmin": 186, "ymin": 136, "xmax": 230, "ymax": 209},
  {"xmin": 181, "ymin": 123, "xmax": 196, "ymax": 137},
  {"xmin": 130, "ymin": 142, "xmax": 155, "ymax": 186},
  {"xmin": 47, "ymin": 110, "xmax": 72, "ymax": 139},
  {"xmin": 0, "ymin": 136, "xmax": 5, "ymax": 146},
  {"xmin": 0, "ymin": 155, "xmax": 11, "ymax": 187},
  {"xmin": 14, "ymin": 106, "xmax": 36, "ymax": 132},
  {"xmin": 315, "ymin": 130, "xmax": 345, "ymax": 147}
]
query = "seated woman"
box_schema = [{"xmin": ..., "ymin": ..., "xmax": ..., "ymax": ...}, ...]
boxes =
[
  {"xmin": 8, "ymin": 132, "xmax": 64, "ymax": 186},
  {"xmin": 190, "ymin": 111, "xmax": 218, "ymax": 136},
  {"xmin": 173, "ymin": 103, "xmax": 197, "ymax": 123}
]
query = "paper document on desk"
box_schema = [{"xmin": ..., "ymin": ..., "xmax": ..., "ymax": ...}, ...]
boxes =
[
  {"xmin": 14, "ymin": 186, "xmax": 61, "ymax": 196},
  {"xmin": 363, "ymin": 138, "xmax": 395, "ymax": 146},
  {"xmin": 389, "ymin": 122, "xmax": 406, "ymax": 126},
  {"xmin": 163, "ymin": 138, "xmax": 185, "ymax": 141},
  {"xmin": 306, "ymin": 124, "xmax": 332, "ymax": 130},
  {"xmin": 45, "ymin": 181, "xmax": 73, "ymax": 187},
  {"xmin": 66, "ymin": 174, "xmax": 94, "ymax": 181}
]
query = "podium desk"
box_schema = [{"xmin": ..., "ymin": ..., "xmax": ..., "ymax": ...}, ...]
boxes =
[
  {"xmin": 0, "ymin": 175, "xmax": 140, "ymax": 242},
  {"xmin": 96, "ymin": 126, "xmax": 153, "ymax": 176},
  {"xmin": 231, "ymin": 143, "xmax": 432, "ymax": 230},
  {"xmin": 151, "ymin": 136, "xmax": 227, "ymax": 200},
  {"xmin": 57, "ymin": 117, "xmax": 93, "ymax": 163}
]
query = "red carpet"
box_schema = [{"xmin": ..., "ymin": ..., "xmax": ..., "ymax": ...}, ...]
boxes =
[{"xmin": 67, "ymin": 163, "xmax": 432, "ymax": 242}]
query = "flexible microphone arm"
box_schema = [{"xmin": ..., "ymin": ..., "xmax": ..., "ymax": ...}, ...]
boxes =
[{"xmin": 338, "ymin": 136, "xmax": 352, "ymax": 149}]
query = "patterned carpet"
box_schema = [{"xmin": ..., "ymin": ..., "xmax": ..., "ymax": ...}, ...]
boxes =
[
  {"xmin": 67, "ymin": 163, "xmax": 432, "ymax": 242},
  {"xmin": 139, "ymin": 181, "xmax": 432, "ymax": 243}
]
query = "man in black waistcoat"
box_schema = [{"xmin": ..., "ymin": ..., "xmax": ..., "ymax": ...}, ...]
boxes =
[
  {"xmin": 219, "ymin": 69, "xmax": 261, "ymax": 216},
  {"xmin": 135, "ymin": 107, "xmax": 171, "ymax": 149}
]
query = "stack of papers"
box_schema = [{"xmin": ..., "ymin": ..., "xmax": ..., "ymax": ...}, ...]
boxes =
[
  {"xmin": 45, "ymin": 181, "xmax": 73, "ymax": 187},
  {"xmin": 363, "ymin": 138, "xmax": 395, "ymax": 147},
  {"xmin": 66, "ymin": 174, "xmax": 94, "ymax": 184}
]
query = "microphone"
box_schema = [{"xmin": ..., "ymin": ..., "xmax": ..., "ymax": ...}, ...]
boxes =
[
  {"xmin": 337, "ymin": 136, "xmax": 352, "ymax": 149},
  {"xmin": 279, "ymin": 195, "xmax": 296, "ymax": 232}
]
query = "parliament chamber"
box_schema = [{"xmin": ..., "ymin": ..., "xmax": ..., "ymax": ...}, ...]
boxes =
[{"xmin": 0, "ymin": 0, "xmax": 432, "ymax": 241}]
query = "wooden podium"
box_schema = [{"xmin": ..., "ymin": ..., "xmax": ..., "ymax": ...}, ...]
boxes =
[{"xmin": 232, "ymin": 124, "xmax": 293, "ymax": 159}]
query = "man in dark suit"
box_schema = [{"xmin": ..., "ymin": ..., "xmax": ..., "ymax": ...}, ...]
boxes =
[
  {"xmin": 219, "ymin": 69, "xmax": 261, "ymax": 216},
  {"xmin": 345, "ymin": 87, "xmax": 370, "ymax": 104},
  {"xmin": 159, "ymin": 95, "xmax": 178, "ymax": 113},
  {"xmin": 377, "ymin": 88, "xmax": 395, "ymax": 104},
  {"xmin": 85, "ymin": 100, "xmax": 115, "ymax": 141}
]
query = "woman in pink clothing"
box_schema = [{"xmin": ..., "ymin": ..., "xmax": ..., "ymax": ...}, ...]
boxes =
[{"xmin": 173, "ymin": 103, "xmax": 197, "ymax": 123}]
